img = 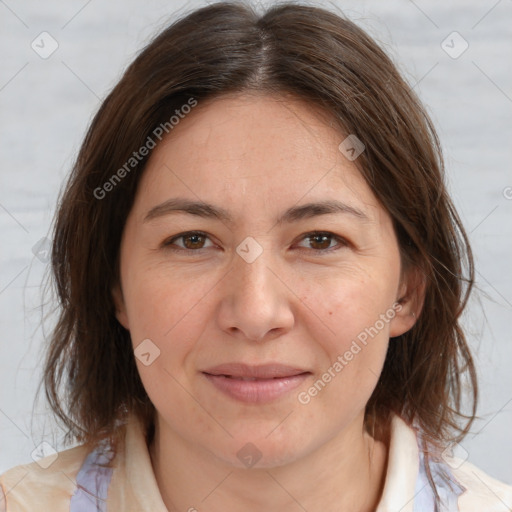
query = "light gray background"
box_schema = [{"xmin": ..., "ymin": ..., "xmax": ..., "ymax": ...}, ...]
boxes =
[{"xmin": 1, "ymin": 0, "xmax": 511, "ymax": 484}]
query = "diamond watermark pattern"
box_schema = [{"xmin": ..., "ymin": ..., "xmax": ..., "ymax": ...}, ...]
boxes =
[
  {"xmin": 31, "ymin": 441, "xmax": 58, "ymax": 469},
  {"xmin": 338, "ymin": 134, "xmax": 365, "ymax": 161},
  {"xmin": 441, "ymin": 31, "xmax": 469, "ymax": 59},
  {"xmin": 31, "ymin": 32, "xmax": 59, "ymax": 59},
  {"xmin": 134, "ymin": 338, "xmax": 161, "ymax": 366},
  {"xmin": 236, "ymin": 442, "xmax": 262, "ymax": 468},
  {"xmin": 236, "ymin": 236, "xmax": 263, "ymax": 264},
  {"xmin": 32, "ymin": 237, "xmax": 51, "ymax": 263},
  {"xmin": 441, "ymin": 441, "xmax": 469, "ymax": 469}
]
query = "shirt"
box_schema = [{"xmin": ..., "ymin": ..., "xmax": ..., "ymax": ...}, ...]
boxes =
[{"xmin": 1, "ymin": 414, "xmax": 511, "ymax": 511}]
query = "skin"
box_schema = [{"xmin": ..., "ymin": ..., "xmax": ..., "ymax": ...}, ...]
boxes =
[{"xmin": 113, "ymin": 93, "xmax": 423, "ymax": 512}]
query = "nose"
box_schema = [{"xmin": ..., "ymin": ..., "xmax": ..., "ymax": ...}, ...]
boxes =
[{"xmin": 216, "ymin": 246, "xmax": 295, "ymax": 342}]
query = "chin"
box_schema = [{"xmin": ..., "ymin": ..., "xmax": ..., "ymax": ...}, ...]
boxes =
[{"xmin": 210, "ymin": 432, "xmax": 310, "ymax": 470}]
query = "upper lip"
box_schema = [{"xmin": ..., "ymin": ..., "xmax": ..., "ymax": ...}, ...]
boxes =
[{"xmin": 202, "ymin": 363, "xmax": 310, "ymax": 379}]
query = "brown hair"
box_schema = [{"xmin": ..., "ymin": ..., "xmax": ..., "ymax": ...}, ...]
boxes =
[{"xmin": 42, "ymin": 0, "xmax": 476, "ymax": 488}]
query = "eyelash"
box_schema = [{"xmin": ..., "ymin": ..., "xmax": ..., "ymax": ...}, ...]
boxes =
[{"xmin": 162, "ymin": 230, "xmax": 349, "ymax": 254}]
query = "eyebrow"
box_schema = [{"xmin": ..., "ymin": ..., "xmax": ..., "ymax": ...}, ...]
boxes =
[{"xmin": 143, "ymin": 197, "xmax": 370, "ymax": 225}]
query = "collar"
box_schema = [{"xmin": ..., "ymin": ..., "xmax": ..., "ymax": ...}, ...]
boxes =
[
  {"xmin": 376, "ymin": 414, "xmax": 421, "ymax": 512},
  {"xmin": 110, "ymin": 413, "xmax": 461, "ymax": 511}
]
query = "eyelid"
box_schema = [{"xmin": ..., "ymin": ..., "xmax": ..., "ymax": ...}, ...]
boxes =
[
  {"xmin": 162, "ymin": 230, "xmax": 350, "ymax": 254},
  {"xmin": 294, "ymin": 231, "xmax": 350, "ymax": 253},
  {"xmin": 162, "ymin": 230, "xmax": 215, "ymax": 251}
]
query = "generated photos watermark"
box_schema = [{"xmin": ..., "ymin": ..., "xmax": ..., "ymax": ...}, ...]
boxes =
[
  {"xmin": 297, "ymin": 302, "xmax": 403, "ymax": 404},
  {"xmin": 94, "ymin": 97, "xmax": 198, "ymax": 200}
]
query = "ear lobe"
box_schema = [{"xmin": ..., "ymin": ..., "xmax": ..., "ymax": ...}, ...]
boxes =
[
  {"xmin": 389, "ymin": 266, "xmax": 426, "ymax": 338},
  {"xmin": 112, "ymin": 283, "xmax": 130, "ymax": 330},
  {"xmin": 388, "ymin": 302, "xmax": 416, "ymax": 338}
]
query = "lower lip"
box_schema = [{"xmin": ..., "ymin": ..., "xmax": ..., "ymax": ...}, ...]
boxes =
[{"xmin": 203, "ymin": 373, "xmax": 310, "ymax": 403}]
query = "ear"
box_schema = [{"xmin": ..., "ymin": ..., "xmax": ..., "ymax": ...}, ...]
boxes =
[
  {"xmin": 389, "ymin": 265, "xmax": 426, "ymax": 338},
  {"xmin": 112, "ymin": 282, "xmax": 130, "ymax": 330}
]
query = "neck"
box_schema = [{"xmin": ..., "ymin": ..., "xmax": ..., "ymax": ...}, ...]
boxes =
[{"xmin": 149, "ymin": 414, "xmax": 389, "ymax": 512}]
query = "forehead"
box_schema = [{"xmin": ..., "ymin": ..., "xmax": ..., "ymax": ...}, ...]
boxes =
[{"xmin": 134, "ymin": 93, "xmax": 382, "ymax": 223}]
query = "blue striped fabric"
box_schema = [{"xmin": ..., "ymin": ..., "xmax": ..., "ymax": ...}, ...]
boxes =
[
  {"xmin": 70, "ymin": 439, "xmax": 115, "ymax": 511},
  {"xmin": 68, "ymin": 428, "xmax": 465, "ymax": 511},
  {"xmin": 413, "ymin": 448, "xmax": 465, "ymax": 512}
]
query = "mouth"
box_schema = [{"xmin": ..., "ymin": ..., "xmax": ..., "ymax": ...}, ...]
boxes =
[{"xmin": 201, "ymin": 363, "xmax": 311, "ymax": 403}]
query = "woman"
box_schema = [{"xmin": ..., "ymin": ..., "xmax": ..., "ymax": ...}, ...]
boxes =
[{"xmin": 1, "ymin": 1, "xmax": 510, "ymax": 511}]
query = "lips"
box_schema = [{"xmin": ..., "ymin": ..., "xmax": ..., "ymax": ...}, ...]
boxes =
[
  {"xmin": 202, "ymin": 363, "xmax": 311, "ymax": 403},
  {"xmin": 202, "ymin": 362, "xmax": 309, "ymax": 379}
]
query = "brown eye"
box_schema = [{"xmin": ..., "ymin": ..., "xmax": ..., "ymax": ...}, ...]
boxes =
[
  {"xmin": 297, "ymin": 232, "xmax": 348, "ymax": 252},
  {"xmin": 308, "ymin": 233, "xmax": 333, "ymax": 250},
  {"xmin": 164, "ymin": 231, "xmax": 213, "ymax": 251},
  {"xmin": 181, "ymin": 233, "xmax": 206, "ymax": 249}
]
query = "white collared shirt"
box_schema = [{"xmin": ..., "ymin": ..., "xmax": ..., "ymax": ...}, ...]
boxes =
[{"xmin": 1, "ymin": 414, "xmax": 511, "ymax": 511}]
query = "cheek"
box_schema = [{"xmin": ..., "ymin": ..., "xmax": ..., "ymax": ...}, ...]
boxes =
[
  {"xmin": 123, "ymin": 268, "xmax": 215, "ymax": 416},
  {"xmin": 301, "ymin": 268, "xmax": 397, "ymax": 347},
  {"xmin": 297, "ymin": 271, "xmax": 395, "ymax": 403},
  {"xmin": 121, "ymin": 259, "xmax": 215, "ymax": 340},
  {"xmin": 121, "ymin": 262, "xmax": 224, "ymax": 407}
]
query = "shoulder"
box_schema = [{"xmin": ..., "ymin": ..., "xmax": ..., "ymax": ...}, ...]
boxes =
[
  {"xmin": 449, "ymin": 458, "xmax": 512, "ymax": 512},
  {"xmin": 0, "ymin": 443, "xmax": 90, "ymax": 512},
  {"xmin": 385, "ymin": 415, "xmax": 512, "ymax": 512}
]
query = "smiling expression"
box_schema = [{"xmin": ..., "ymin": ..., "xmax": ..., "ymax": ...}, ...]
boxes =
[{"xmin": 113, "ymin": 92, "xmax": 415, "ymax": 468}]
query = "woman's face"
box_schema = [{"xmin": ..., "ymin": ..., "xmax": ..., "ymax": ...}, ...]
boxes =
[{"xmin": 114, "ymin": 93, "xmax": 417, "ymax": 468}]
